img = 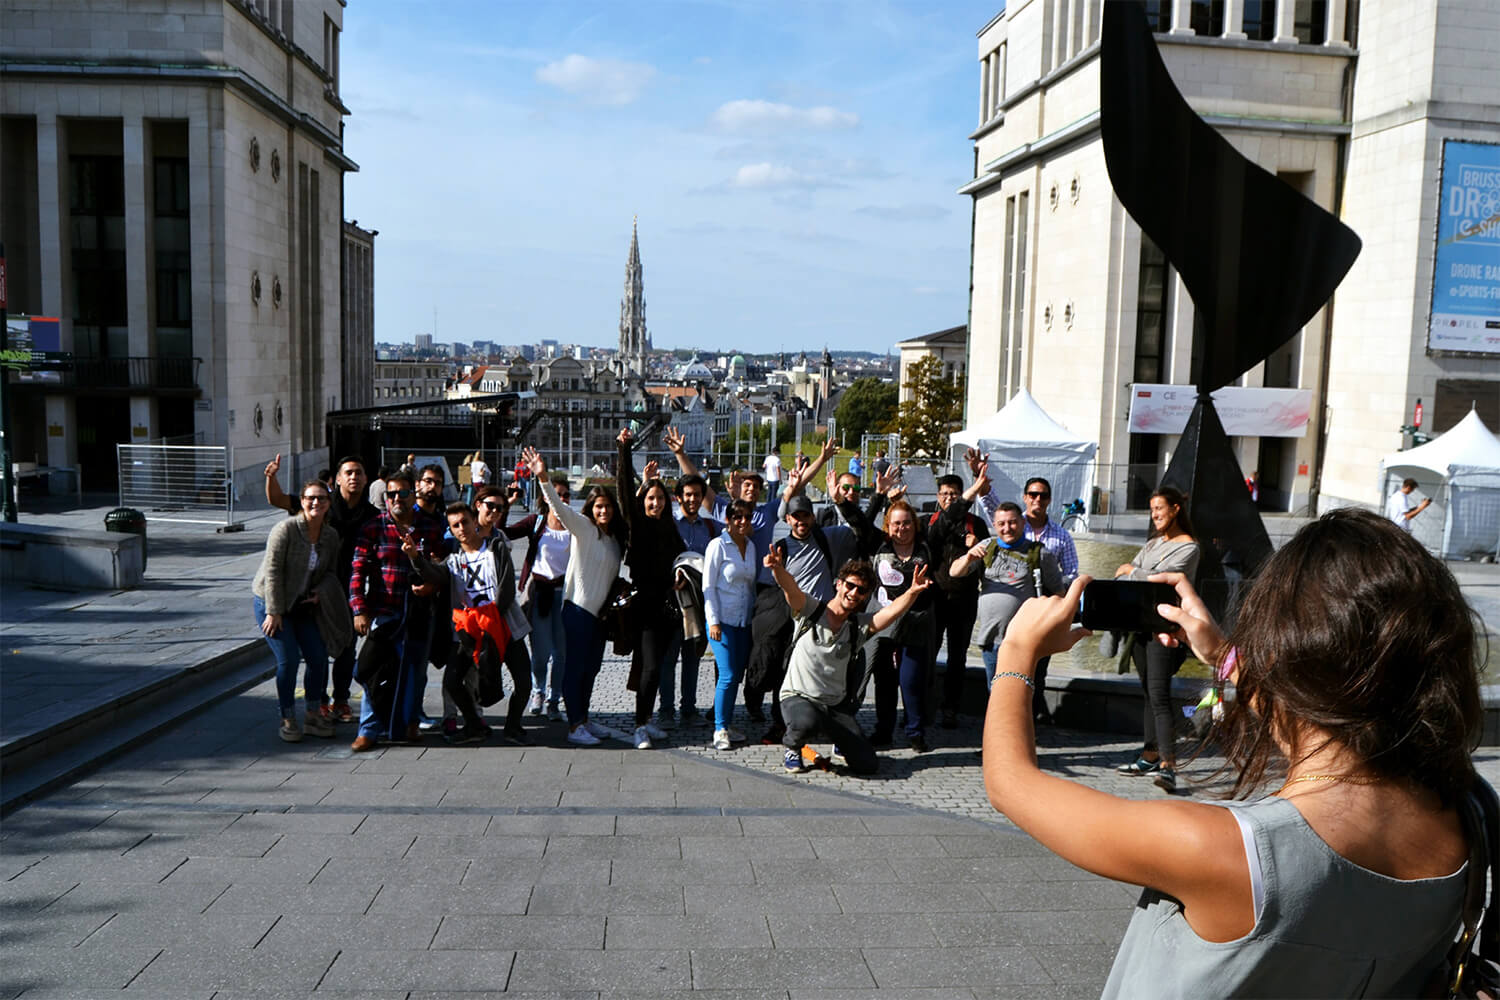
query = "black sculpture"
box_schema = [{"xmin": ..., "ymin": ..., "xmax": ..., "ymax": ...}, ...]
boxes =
[{"xmin": 1099, "ymin": 1, "xmax": 1362, "ymax": 620}]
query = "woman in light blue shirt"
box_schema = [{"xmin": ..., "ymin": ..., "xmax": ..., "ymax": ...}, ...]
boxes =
[{"xmin": 702, "ymin": 499, "xmax": 757, "ymax": 752}]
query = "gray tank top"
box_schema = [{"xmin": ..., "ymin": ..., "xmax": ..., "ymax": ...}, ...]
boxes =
[{"xmin": 1100, "ymin": 796, "xmax": 1465, "ymax": 999}]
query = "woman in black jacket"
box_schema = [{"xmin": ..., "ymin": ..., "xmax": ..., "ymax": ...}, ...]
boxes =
[{"xmin": 616, "ymin": 428, "xmax": 687, "ymax": 748}]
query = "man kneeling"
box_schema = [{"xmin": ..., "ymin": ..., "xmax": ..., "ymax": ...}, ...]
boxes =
[{"xmin": 765, "ymin": 546, "xmax": 932, "ymax": 775}]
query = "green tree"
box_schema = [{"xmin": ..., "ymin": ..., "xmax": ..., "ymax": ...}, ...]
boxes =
[
  {"xmin": 892, "ymin": 355, "xmax": 964, "ymax": 467},
  {"xmin": 834, "ymin": 377, "xmax": 898, "ymax": 446}
]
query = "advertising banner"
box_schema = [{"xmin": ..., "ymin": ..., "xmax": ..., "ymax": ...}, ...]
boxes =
[
  {"xmin": 1429, "ymin": 139, "xmax": 1500, "ymax": 355},
  {"xmin": 1129, "ymin": 384, "xmax": 1313, "ymax": 437}
]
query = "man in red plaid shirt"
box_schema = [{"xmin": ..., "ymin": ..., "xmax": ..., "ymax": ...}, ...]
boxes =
[{"xmin": 348, "ymin": 471, "xmax": 445, "ymax": 751}]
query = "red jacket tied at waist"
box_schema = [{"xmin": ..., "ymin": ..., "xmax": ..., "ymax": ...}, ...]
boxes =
[{"xmin": 452, "ymin": 603, "xmax": 510, "ymax": 664}]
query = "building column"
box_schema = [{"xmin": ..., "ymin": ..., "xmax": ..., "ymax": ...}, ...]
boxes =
[
  {"xmin": 122, "ymin": 117, "xmax": 158, "ymax": 447},
  {"xmin": 186, "ymin": 103, "xmax": 221, "ymax": 446},
  {"xmin": 1324, "ymin": 0, "xmax": 1350, "ymax": 47},
  {"xmin": 1222, "ymin": 0, "xmax": 1248, "ymax": 39},
  {"xmin": 1081, "ymin": 0, "xmax": 1098, "ymax": 47},
  {"xmin": 1169, "ymin": 0, "xmax": 1194, "ymax": 36},
  {"xmin": 1273, "ymin": 0, "xmax": 1298, "ymax": 43},
  {"xmin": 34, "ymin": 113, "xmax": 79, "ymax": 476}
]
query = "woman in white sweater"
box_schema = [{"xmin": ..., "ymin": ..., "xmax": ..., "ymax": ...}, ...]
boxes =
[
  {"xmin": 702, "ymin": 499, "xmax": 757, "ymax": 751},
  {"xmin": 521, "ymin": 446, "xmax": 625, "ymax": 746}
]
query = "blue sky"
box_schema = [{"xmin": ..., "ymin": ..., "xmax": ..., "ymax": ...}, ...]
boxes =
[{"xmin": 342, "ymin": 0, "xmax": 1001, "ymax": 355}]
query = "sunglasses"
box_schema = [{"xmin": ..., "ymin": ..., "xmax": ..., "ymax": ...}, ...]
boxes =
[
  {"xmin": 480, "ymin": 500, "xmax": 504, "ymax": 511},
  {"xmin": 841, "ymin": 579, "xmax": 872, "ymax": 596},
  {"xmin": 301, "ymin": 495, "xmax": 329, "ymax": 503},
  {"xmin": 727, "ymin": 512, "xmax": 751, "ymax": 521},
  {"xmin": 1025, "ymin": 491, "xmax": 1050, "ymax": 500},
  {"xmin": 386, "ymin": 489, "xmax": 414, "ymax": 499},
  {"xmin": 836, "ymin": 483, "xmax": 858, "ymax": 491}
]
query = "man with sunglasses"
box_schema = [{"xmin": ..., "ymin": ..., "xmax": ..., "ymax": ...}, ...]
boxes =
[
  {"xmin": 347, "ymin": 471, "xmax": 445, "ymax": 751},
  {"xmin": 767, "ymin": 545, "xmax": 932, "ymax": 775}
]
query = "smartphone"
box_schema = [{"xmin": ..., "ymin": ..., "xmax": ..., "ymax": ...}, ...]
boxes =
[{"xmin": 1078, "ymin": 580, "xmax": 1180, "ymax": 634}]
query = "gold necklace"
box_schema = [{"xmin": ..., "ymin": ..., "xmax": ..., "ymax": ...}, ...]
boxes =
[{"xmin": 1280, "ymin": 773, "xmax": 1383, "ymax": 789}]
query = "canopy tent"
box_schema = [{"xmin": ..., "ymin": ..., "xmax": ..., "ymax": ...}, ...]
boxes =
[
  {"xmin": 949, "ymin": 389, "xmax": 1098, "ymax": 514},
  {"xmin": 1379, "ymin": 409, "xmax": 1500, "ymax": 559}
]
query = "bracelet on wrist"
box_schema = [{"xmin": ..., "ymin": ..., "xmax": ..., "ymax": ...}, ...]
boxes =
[{"xmin": 994, "ymin": 671, "xmax": 1035, "ymax": 689}]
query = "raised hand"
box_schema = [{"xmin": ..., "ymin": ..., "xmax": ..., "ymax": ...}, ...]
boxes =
[
  {"xmin": 910, "ymin": 563, "xmax": 932, "ymax": 593},
  {"xmin": 521, "ymin": 446, "xmax": 546, "ymax": 478},
  {"xmin": 874, "ymin": 465, "xmax": 894, "ymax": 494},
  {"xmin": 263, "ymin": 453, "xmax": 282, "ymax": 479},
  {"xmin": 663, "ymin": 427, "xmax": 685, "ymax": 454},
  {"xmin": 818, "ymin": 437, "xmax": 838, "ymax": 463},
  {"xmin": 965, "ymin": 447, "xmax": 989, "ymax": 477},
  {"xmin": 617, "ymin": 427, "xmax": 632, "ymax": 446},
  {"xmin": 763, "ymin": 543, "xmax": 785, "ymax": 571},
  {"xmin": 643, "ymin": 459, "xmax": 660, "ymax": 482},
  {"xmin": 824, "ymin": 463, "xmax": 837, "ymax": 498}
]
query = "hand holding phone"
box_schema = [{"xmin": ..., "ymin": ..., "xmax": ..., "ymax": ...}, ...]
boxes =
[{"xmin": 1078, "ymin": 580, "xmax": 1181, "ymax": 634}]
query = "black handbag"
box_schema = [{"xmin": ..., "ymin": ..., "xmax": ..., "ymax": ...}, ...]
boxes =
[{"xmin": 1429, "ymin": 776, "xmax": 1500, "ymax": 999}]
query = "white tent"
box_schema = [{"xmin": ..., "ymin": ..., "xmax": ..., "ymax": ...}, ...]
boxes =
[
  {"xmin": 949, "ymin": 389, "xmax": 1098, "ymax": 513},
  {"xmin": 1379, "ymin": 409, "xmax": 1500, "ymax": 558}
]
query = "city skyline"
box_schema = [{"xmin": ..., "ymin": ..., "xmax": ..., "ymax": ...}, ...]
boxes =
[{"xmin": 342, "ymin": 0, "xmax": 997, "ymax": 353}]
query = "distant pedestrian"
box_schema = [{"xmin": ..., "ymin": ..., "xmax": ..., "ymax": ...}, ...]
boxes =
[
  {"xmin": 848, "ymin": 454, "xmax": 864, "ymax": 485},
  {"xmin": 1244, "ymin": 469, "xmax": 1259, "ymax": 504},
  {"xmin": 872, "ymin": 448, "xmax": 890, "ymax": 482},
  {"xmin": 1386, "ymin": 477, "xmax": 1430, "ymax": 533},
  {"xmin": 513, "ymin": 456, "xmax": 532, "ymax": 510},
  {"xmin": 470, "ymin": 451, "xmax": 491, "ymax": 503},
  {"xmin": 458, "ymin": 453, "xmax": 475, "ymax": 504},
  {"xmin": 762, "ymin": 450, "xmax": 782, "ymax": 486},
  {"xmin": 251, "ymin": 479, "xmax": 349, "ymax": 743}
]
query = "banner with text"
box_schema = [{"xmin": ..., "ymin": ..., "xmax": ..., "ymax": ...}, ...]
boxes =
[
  {"xmin": 1129, "ymin": 385, "xmax": 1313, "ymax": 437},
  {"xmin": 1429, "ymin": 139, "xmax": 1500, "ymax": 355}
]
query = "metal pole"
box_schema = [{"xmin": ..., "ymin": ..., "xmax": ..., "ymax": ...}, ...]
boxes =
[{"xmin": 0, "ymin": 241, "xmax": 15, "ymax": 521}]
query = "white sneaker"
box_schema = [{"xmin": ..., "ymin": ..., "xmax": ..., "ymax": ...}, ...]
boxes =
[
  {"xmin": 567, "ymin": 725, "xmax": 601, "ymax": 746},
  {"xmin": 527, "ymin": 692, "xmax": 545, "ymax": 715},
  {"xmin": 642, "ymin": 721, "xmax": 667, "ymax": 740},
  {"xmin": 712, "ymin": 729, "xmax": 732, "ymax": 751},
  {"xmin": 633, "ymin": 726, "xmax": 653, "ymax": 750},
  {"xmin": 584, "ymin": 719, "xmax": 612, "ymax": 739}
]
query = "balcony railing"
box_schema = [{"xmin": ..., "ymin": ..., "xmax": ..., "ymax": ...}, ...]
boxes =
[{"xmin": 68, "ymin": 356, "xmax": 202, "ymax": 391}]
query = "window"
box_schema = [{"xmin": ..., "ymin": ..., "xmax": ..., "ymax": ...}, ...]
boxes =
[
  {"xmin": 1133, "ymin": 234, "xmax": 1169, "ymax": 385},
  {"xmin": 1293, "ymin": 0, "xmax": 1327, "ymax": 43},
  {"xmin": 1241, "ymin": 0, "xmax": 1277, "ymax": 39},
  {"xmin": 323, "ymin": 15, "xmax": 340, "ymax": 92},
  {"xmin": 1189, "ymin": 0, "xmax": 1224, "ymax": 36},
  {"xmin": 1010, "ymin": 191, "xmax": 1029, "ymax": 392},
  {"xmin": 69, "ymin": 154, "xmax": 128, "ymax": 356},
  {"xmin": 153, "ymin": 157, "xmax": 192, "ymax": 333},
  {"xmin": 1143, "ymin": 0, "xmax": 1174, "ymax": 32}
]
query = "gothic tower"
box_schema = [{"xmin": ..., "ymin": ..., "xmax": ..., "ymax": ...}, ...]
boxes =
[{"xmin": 618, "ymin": 217, "xmax": 650, "ymax": 376}]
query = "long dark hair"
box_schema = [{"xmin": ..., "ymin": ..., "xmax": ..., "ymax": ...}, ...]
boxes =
[
  {"xmin": 1216, "ymin": 508, "xmax": 1481, "ymax": 805},
  {"xmin": 1148, "ymin": 485, "xmax": 1194, "ymax": 540},
  {"xmin": 582, "ymin": 485, "xmax": 625, "ymax": 541},
  {"xmin": 641, "ymin": 478, "xmax": 671, "ymax": 520}
]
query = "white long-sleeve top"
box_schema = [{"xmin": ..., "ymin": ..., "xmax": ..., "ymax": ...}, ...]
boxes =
[
  {"xmin": 537, "ymin": 477, "xmax": 623, "ymax": 618},
  {"xmin": 702, "ymin": 531, "xmax": 757, "ymax": 629}
]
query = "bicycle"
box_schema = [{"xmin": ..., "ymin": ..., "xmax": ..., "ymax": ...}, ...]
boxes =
[{"xmin": 1060, "ymin": 498, "xmax": 1088, "ymax": 535}]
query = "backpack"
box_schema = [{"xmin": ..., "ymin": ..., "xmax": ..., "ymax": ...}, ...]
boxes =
[{"xmin": 784, "ymin": 599, "xmax": 868, "ymax": 712}]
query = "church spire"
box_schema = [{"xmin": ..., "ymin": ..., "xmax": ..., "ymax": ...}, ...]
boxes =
[{"xmin": 619, "ymin": 217, "xmax": 649, "ymax": 376}]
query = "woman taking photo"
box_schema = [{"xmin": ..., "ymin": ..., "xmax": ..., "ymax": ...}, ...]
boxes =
[
  {"xmin": 867, "ymin": 499, "xmax": 937, "ymax": 754},
  {"xmin": 522, "ymin": 445, "xmax": 624, "ymax": 745},
  {"xmin": 983, "ymin": 508, "xmax": 1479, "ymax": 997},
  {"xmin": 615, "ymin": 429, "xmax": 686, "ymax": 749},
  {"xmin": 1113, "ymin": 486, "xmax": 1199, "ymax": 791},
  {"xmin": 703, "ymin": 499, "xmax": 757, "ymax": 751},
  {"xmin": 251, "ymin": 479, "xmax": 351, "ymax": 742}
]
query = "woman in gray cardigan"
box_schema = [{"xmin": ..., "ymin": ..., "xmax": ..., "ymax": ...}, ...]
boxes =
[{"xmin": 251, "ymin": 479, "xmax": 350, "ymax": 742}]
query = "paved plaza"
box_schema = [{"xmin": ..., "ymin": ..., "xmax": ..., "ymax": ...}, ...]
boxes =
[{"xmin": 2, "ymin": 499, "xmax": 1498, "ymax": 997}]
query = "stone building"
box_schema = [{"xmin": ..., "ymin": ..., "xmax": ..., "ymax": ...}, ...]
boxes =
[
  {"xmin": 341, "ymin": 220, "xmax": 376, "ymax": 411},
  {"xmin": 962, "ymin": 0, "xmax": 1499, "ymax": 514},
  {"xmin": 0, "ymin": 0, "xmax": 354, "ymax": 493},
  {"xmin": 896, "ymin": 324, "xmax": 968, "ymax": 403}
]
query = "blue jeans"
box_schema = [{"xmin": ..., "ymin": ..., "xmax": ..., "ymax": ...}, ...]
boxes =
[
  {"xmin": 707, "ymin": 623, "xmax": 750, "ymax": 733},
  {"xmin": 659, "ymin": 623, "xmax": 701, "ymax": 715},
  {"xmin": 872, "ymin": 637, "xmax": 933, "ymax": 741},
  {"xmin": 528, "ymin": 586, "xmax": 567, "ymax": 706},
  {"xmin": 560, "ymin": 601, "xmax": 606, "ymax": 728},
  {"xmin": 982, "ymin": 646, "xmax": 997, "ymax": 689},
  {"xmin": 253, "ymin": 595, "xmax": 328, "ymax": 719}
]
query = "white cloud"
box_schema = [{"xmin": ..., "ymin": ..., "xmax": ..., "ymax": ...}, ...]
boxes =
[
  {"xmin": 730, "ymin": 163, "xmax": 823, "ymax": 190},
  {"xmin": 709, "ymin": 99, "xmax": 859, "ymax": 134},
  {"xmin": 535, "ymin": 54, "xmax": 656, "ymax": 106}
]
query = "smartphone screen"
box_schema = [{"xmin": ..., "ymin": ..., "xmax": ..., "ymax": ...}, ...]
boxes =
[{"xmin": 1078, "ymin": 580, "xmax": 1180, "ymax": 634}]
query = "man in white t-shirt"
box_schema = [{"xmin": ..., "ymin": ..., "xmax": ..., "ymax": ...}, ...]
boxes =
[
  {"xmin": 1385, "ymin": 478, "xmax": 1431, "ymax": 534},
  {"xmin": 762, "ymin": 451, "xmax": 782, "ymax": 485}
]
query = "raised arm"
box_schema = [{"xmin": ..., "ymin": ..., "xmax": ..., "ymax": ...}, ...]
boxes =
[
  {"xmin": 950, "ymin": 539, "xmax": 988, "ymax": 580},
  {"xmin": 615, "ymin": 429, "xmax": 642, "ymax": 531},
  {"xmin": 764, "ymin": 542, "xmax": 806, "ymax": 618},
  {"xmin": 980, "ymin": 578, "xmax": 1252, "ymax": 943},
  {"xmin": 263, "ymin": 453, "xmax": 297, "ymax": 515},
  {"xmin": 800, "ymin": 437, "xmax": 838, "ymax": 493},
  {"xmin": 525, "ymin": 446, "xmax": 591, "ymax": 538}
]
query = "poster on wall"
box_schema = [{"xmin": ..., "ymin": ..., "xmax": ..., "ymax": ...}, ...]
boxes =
[
  {"xmin": 1129, "ymin": 384, "xmax": 1313, "ymax": 437},
  {"xmin": 1429, "ymin": 139, "xmax": 1500, "ymax": 355}
]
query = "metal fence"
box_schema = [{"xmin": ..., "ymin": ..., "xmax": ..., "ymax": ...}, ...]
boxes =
[{"xmin": 116, "ymin": 444, "xmax": 235, "ymax": 525}]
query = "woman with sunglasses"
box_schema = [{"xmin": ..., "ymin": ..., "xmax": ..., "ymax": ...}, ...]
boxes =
[
  {"xmin": 703, "ymin": 499, "xmax": 758, "ymax": 751},
  {"xmin": 1113, "ymin": 486, "xmax": 1199, "ymax": 791},
  {"xmin": 615, "ymin": 428, "xmax": 687, "ymax": 749},
  {"xmin": 522, "ymin": 445, "xmax": 625, "ymax": 745},
  {"xmin": 251, "ymin": 480, "xmax": 351, "ymax": 742}
]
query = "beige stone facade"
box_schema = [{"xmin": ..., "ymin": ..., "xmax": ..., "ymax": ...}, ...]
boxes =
[
  {"xmin": 1, "ymin": 0, "xmax": 354, "ymax": 496},
  {"xmin": 963, "ymin": 0, "xmax": 1499, "ymax": 514}
]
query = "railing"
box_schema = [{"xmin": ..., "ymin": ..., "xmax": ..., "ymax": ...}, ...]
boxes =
[
  {"xmin": 69, "ymin": 356, "xmax": 201, "ymax": 390},
  {"xmin": 116, "ymin": 444, "xmax": 235, "ymax": 526}
]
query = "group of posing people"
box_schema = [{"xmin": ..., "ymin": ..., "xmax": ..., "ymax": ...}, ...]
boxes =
[{"xmin": 249, "ymin": 433, "xmax": 1201, "ymax": 785}]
